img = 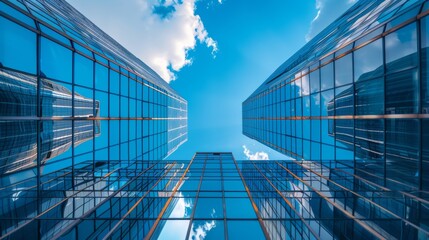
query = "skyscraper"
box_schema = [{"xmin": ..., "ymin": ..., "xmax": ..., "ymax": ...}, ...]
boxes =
[
  {"xmin": 243, "ymin": 0, "xmax": 429, "ymax": 191},
  {"xmin": 3, "ymin": 152, "xmax": 425, "ymax": 239},
  {"xmin": 0, "ymin": 0, "xmax": 187, "ymax": 238}
]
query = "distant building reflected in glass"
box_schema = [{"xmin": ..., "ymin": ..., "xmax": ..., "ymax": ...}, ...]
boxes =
[{"xmin": 0, "ymin": 69, "xmax": 100, "ymax": 175}]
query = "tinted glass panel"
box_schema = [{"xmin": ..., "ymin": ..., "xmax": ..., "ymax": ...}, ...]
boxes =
[
  {"xmin": 385, "ymin": 69, "xmax": 418, "ymax": 114},
  {"xmin": 335, "ymin": 54, "xmax": 353, "ymax": 87},
  {"xmin": 0, "ymin": 16, "xmax": 36, "ymax": 74},
  {"xmin": 40, "ymin": 37, "xmax": 72, "ymax": 82},
  {"xmin": 354, "ymin": 39, "xmax": 383, "ymax": 81},
  {"xmin": 74, "ymin": 53, "xmax": 93, "ymax": 88},
  {"xmin": 385, "ymin": 23, "xmax": 418, "ymax": 74},
  {"xmin": 321, "ymin": 62, "xmax": 334, "ymax": 90}
]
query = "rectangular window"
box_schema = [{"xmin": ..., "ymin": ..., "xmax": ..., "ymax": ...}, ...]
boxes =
[
  {"xmin": 421, "ymin": 16, "xmax": 429, "ymax": 113},
  {"xmin": 321, "ymin": 62, "xmax": 334, "ymax": 90},
  {"xmin": 355, "ymin": 78, "xmax": 384, "ymax": 115},
  {"xmin": 74, "ymin": 53, "xmax": 93, "ymax": 88},
  {"xmin": 335, "ymin": 53, "xmax": 353, "ymax": 87},
  {"xmin": 0, "ymin": 16, "xmax": 36, "ymax": 74},
  {"xmin": 120, "ymin": 73, "xmax": 128, "ymax": 96},
  {"xmin": 95, "ymin": 63, "xmax": 108, "ymax": 92},
  {"xmin": 310, "ymin": 69, "xmax": 320, "ymax": 93},
  {"xmin": 385, "ymin": 69, "xmax": 419, "ymax": 114},
  {"xmin": 110, "ymin": 69, "xmax": 119, "ymax": 94},
  {"xmin": 354, "ymin": 39, "xmax": 383, "ymax": 81},
  {"xmin": 41, "ymin": 37, "xmax": 72, "ymax": 82},
  {"xmin": 334, "ymin": 84, "xmax": 354, "ymax": 116},
  {"xmin": 386, "ymin": 119, "xmax": 420, "ymax": 190},
  {"xmin": 385, "ymin": 23, "xmax": 418, "ymax": 74}
]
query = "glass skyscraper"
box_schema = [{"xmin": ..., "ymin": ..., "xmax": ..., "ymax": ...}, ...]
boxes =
[
  {"xmin": 242, "ymin": 0, "xmax": 429, "ymax": 238},
  {"xmin": 0, "ymin": 0, "xmax": 187, "ymax": 238},
  {"xmin": 2, "ymin": 152, "xmax": 426, "ymax": 239},
  {"xmin": 243, "ymin": 0, "xmax": 429, "ymax": 191}
]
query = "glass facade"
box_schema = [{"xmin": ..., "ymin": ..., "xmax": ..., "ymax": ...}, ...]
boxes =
[
  {"xmin": 2, "ymin": 152, "xmax": 426, "ymax": 239},
  {"xmin": 0, "ymin": 0, "xmax": 187, "ymax": 173},
  {"xmin": 243, "ymin": 0, "xmax": 429, "ymax": 192},
  {"xmin": 0, "ymin": 0, "xmax": 187, "ymax": 238}
]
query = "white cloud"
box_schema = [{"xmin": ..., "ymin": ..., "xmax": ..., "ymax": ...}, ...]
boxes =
[
  {"xmin": 306, "ymin": 0, "xmax": 357, "ymax": 42},
  {"xmin": 68, "ymin": 0, "xmax": 217, "ymax": 83},
  {"xmin": 190, "ymin": 209, "xmax": 217, "ymax": 239},
  {"xmin": 242, "ymin": 145, "xmax": 269, "ymax": 160}
]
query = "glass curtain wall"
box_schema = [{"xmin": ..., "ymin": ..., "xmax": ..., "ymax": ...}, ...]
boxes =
[
  {"xmin": 0, "ymin": 0, "xmax": 187, "ymax": 238},
  {"xmin": 243, "ymin": 0, "xmax": 429, "ymax": 192}
]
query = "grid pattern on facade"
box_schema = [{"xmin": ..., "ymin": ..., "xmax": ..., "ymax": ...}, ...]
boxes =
[
  {"xmin": 0, "ymin": 0, "xmax": 188, "ymax": 175},
  {"xmin": 243, "ymin": 0, "xmax": 429, "ymax": 191},
  {"xmin": 2, "ymin": 152, "xmax": 428, "ymax": 239},
  {"xmin": 0, "ymin": 0, "xmax": 188, "ymax": 238}
]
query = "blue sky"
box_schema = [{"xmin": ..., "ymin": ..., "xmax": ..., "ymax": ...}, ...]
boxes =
[{"xmin": 68, "ymin": 0, "xmax": 355, "ymax": 160}]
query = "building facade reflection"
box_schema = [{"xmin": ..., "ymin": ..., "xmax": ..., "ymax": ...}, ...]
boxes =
[
  {"xmin": 0, "ymin": 0, "xmax": 187, "ymax": 238},
  {"xmin": 243, "ymin": 0, "xmax": 429, "ymax": 191}
]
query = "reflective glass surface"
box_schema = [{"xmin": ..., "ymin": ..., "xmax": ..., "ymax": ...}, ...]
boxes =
[
  {"xmin": 0, "ymin": 0, "xmax": 188, "ymax": 238},
  {"xmin": 243, "ymin": 0, "xmax": 429, "ymax": 195}
]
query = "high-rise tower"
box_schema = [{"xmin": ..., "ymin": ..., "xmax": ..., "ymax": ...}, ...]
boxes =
[
  {"xmin": 243, "ymin": 0, "xmax": 429, "ymax": 192},
  {"xmin": 0, "ymin": 0, "xmax": 187, "ymax": 238}
]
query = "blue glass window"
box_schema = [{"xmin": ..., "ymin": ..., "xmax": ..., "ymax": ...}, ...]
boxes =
[
  {"xmin": 385, "ymin": 69, "xmax": 419, "ymax": 114},
  {"xmin": 310, "ymin": 69, "xmax": 320, "ymax": 93},
  {"xmin": 110, "ymin": 70, "xmax": 119, "ymax": 94},
  {"xmin": 40, "ymin": 37, "xmax": 72, "ymax": 82},
  {"xmin": 74, "ymin": 53, "xmax": 93, "ymax": 88},
  {"xmin": 0, "ymin": 16, "xmax": 36, "ymax": 74},
  {"xmin": 335, "ymin": 53, "xmax": 353, "ymax": 87},
  {"xmin": 95, "ymin": 63, "xmax": 108, "ymax": 92},
  {"xmin": 385, "ymin": 23, "xmax": 418, "ymax": 74},
  {"xmin": 386, "ymin": 119, "xmax": 420, "ymax": 190},
  {"xmin": 120, "ymin": 73, "xmax": 128, "ymax": 96},
  {"xmin": 355, "ymin": 78, "xmax": 384, "ymax": 115},
  {"xmin": 421, "ymin": 16, "xmax": 429, "ymax": 113},
  {"xmin": 354, "ymin": 39, "xmax": 383, "ymax": 81},
  {"xmin": 228, "ymin": 221, "xmax": 265, "ymax": 239},
  {"xmin": 321, "ymin": 62, "xmax": 334, "ymax": 90}
]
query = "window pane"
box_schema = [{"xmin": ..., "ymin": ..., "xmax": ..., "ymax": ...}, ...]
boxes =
[
  {"xmin": 0, "ymin": 16, "xmax": 36, "ymax": 74},
  {"xmin": 355, "ymin": 119, "xmax": 384, "ymax": 174},
  {"xmin": 41, "ymin": 80, "xmax": 72, "ymax": 117},
  {"xmin": 120, "ymin": 74, "xmax": 128, "ymax": 96},
  {"xmin": 385, "ymin": 69, "xmax": 418, "ymax": 114},
  {"xmin": 95, "ymin": 63, "xmax": 108, "ymax": 91},
  {"xmin": 226, "ymin": 198, "xmax": 256, "ymax": 218},
  {"xmin": 386, "ymin": 119, "xmax": 420, "ymax": 190},
  {"xmin": 194, "ymin": 198, "xmax": 223, "ymax": 218},
  {"xmin": 41, "ymin": 37, "xmax": 72, "ymax": 82},
  {"xmin": 334, "ymin": 84, "xmax": 354, "ymax": 116},
  {"xmin": 385, "ymin": 23, "xmax": 418, "ymax": 74},
  {"xmin": 354, "ymin": 39, "xmax": 383, "ymax": 81},
  {"xmin": 310, "ymin": 69, "xmax": 320, "ymax": 93},
  {"xmin": 0, "ymin": 69, "xmax": 37, "ymax": 116},
  {"xmin": 335, "ymin": 54, "xmax": 353, "ymax": 87},
  {"xmin": 190, "ymin": 220, "xmax": 224, "ymax": 239},
  {"xmin": 301, "ymin": 74, "xmax": 310, "ymax": 96},
  {"xmin": 355, "ymin": 78, "xmax": 384, "ymax": 115},
  {"xmin": 321, "ymin": 62, "xmax": 334, "ymax": 90},
  {"xmin": 74, "ymin": 53, "xmax": 93, "ymax": 88},
  {"xmin": 421, "ymin": 16, "xmax": 429, "ymax": 113},
  {"xmin": 110, "ymin": 70, "xmax": 119, "ymax": 94},
  {"xmin": 423, "ymin": 120, "xmax": 429, "ymax": 190},
  {"xmin": 228, "ymin": 221, "xmax": 265, "ymax": 240},
  {"xmin": 321, "ymin": 89, "xmax": 334, "ymax": 116}
]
